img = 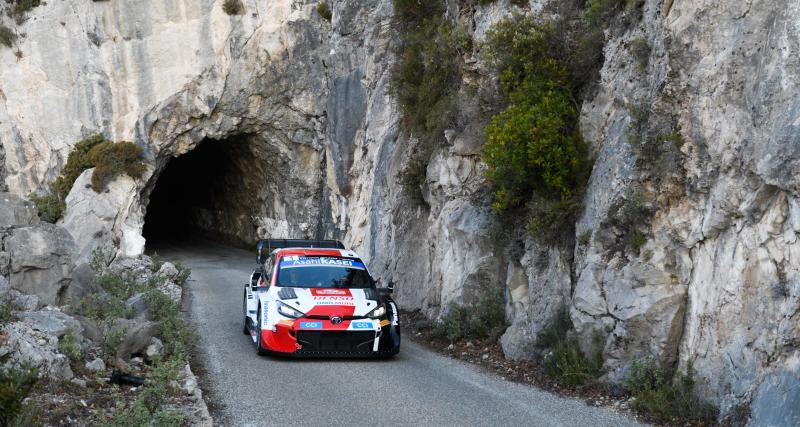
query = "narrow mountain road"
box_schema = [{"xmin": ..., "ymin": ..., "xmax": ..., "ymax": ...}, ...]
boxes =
[{"xmin": 155, "ymin": 240, "xmax": 645, "ymax": 427}]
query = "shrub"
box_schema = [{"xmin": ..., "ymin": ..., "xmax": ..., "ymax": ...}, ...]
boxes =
[
  {"xmin": 545, "ymin": 334, "xmax": 605, "ymax": 387},
  {"xmin": 527, "ymin": 197, "xmax": 585, "ymax": 246},
  {"xmin": 88, "ymin": 141, "xmax": 146, "ymax": 192},
  {"xmin": 578, "ymin": 229, "xmax": 592, "ymax": 245},
  {"xmin": 58, "ymin": 328, "xmax": 82, "ymax": 362},
  {"xmin": 628, "ymin": 229, "xmax": 647, "ymax": 254},
  {"xmin": 101, "ymin": 326, "xmax": 127, "ymax": 360},
  {"xmin": 317, "ymin": 2, "xmax": 332, "ymax": 22},
  {"xmin": 391, "ymin": 0, "xmax": 471, "ymax": 203},
  {"xmin": 628, "ymin": 37, "xmax": 651, "ymax": 71},
  {"xmin": 90, "ymin": 245, "xmax": 116, "ymax": 274},
  {"xmin": 149, "ymin": 253, "xmax": 164, "ymax": 273},
  {"xmin": 9, "ymin": 0, "xmax": 42, "ymax": 23},
  {"xmin": 538, "ymin": 306, "xmax": 605, "ymax": 388},
  {"xmin": 0, "ymin": 363, "xmax": 39, "ymax": 427},
  {"xmin": 624, "ymin": 357, "xmax": 718, "ymax": 424},
  {"xmin": 222, "ymin": 0, "xmax": 243, "ymax": 15},
  {"xmin": 434, "ymin": 287, "xmax": 506, "ymax": 342},
  {"xmin": 173, "ymin": 262, "xmax": 191, "ymax": 287},
  {"xmin": 0, "ymin": 23, "xmax": 15, "ymax": 48},
  {"xmin": 52, "ymin": 135, "xmax": 105, "ymax": 198},
  {"xmin": 400, "ymin": 157, "xmax": 428, "ymax": 206},
  {"xmin": 482, "ymin": 15, "xmax": 592, "ymax": 241},
  {"xmin": 29, "ymin": 193, "xmax": 65, "ymax": 223}
]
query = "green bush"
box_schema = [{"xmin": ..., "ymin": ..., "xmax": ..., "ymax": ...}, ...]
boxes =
[
  {"xmin": 545, "ymin": 335, "xmax": 605, "ymax": 387},
  {"xmin": 52, "ymin": 135, "xmax": 105, "ymax": 198},
  {"xmin": 173, "ymin": 262, "xmax": 191, "ymax": 287},
  {"xmin": 0, "ymin": 363, "xmax": 39, "ymax": 427},
  {"xmin": 9, "ymin": 0, "xmax": 42, "ymax": 23},
  {"xmin": 58, "ymin": 328, "xmax": 82, "ymax": 362},
  {"xmin": 482, "ymin": 15, "xmax": 592, "ymax": 243},
  {"xmin": 52, "ymin": 135, "xmax": 145, "ymax": 197},
  {"xmin": 222, "ymin": 0, "xmax": 243, "ymax": 15},
  {"xmin": 400, "ymin": 157, "xmax": 428, "ymax": 206},
  {"xmin": 317, "ymin": 2, "xmax": 332, "ymax": 22},
  {"xmin": 624, "ymin": 357, "xmax": 718, "ymax": 424},
  {"xmin": 29, "ymin": 193, "xmax": 65, "ymax": 223},
  {"xmin": 537, "ymin": 306, "xmax": 604, "ymax": 388},
  {"xmin": 101, "ymin": 326, "xmax": 127, "ymax": 360},
  {"xmin": 628, "ymin": 229, "xmax": 647, "ymax": 254},
  {"xmin": 0, "ymin": 23, "xmax": 15, "ymax": 48},
  {"xmin": 88, "ymin": 141, "xmax": 146, "ymax": 192},
  {"xmin": 90, "ymin": 246, "xmax": 116, "ymax": 274},
  {"xmin": 434, "ymin": 287, "xmax": 506, "ymax": 342}
]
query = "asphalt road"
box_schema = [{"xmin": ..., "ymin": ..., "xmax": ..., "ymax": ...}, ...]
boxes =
[{"xmin": 155, "ymin": 240, "xmax": 646, "ymax": 427}]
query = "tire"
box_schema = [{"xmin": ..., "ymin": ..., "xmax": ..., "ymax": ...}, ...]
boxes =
[
  {"xmin": 256, "ymin": 303, "xmax": 267, "ymax": 356},
  {"xmin": 242, "ymin": 290, "xmax": 250, "ymax": 335}
]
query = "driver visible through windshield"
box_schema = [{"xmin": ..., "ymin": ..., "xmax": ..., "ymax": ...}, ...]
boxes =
[{"xmin": 276, "ymin": 256, "xmax": 373, "ymax": 289}]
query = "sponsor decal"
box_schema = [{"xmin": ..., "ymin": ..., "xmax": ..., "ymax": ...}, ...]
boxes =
[
  {"xmin": 280, "ymin": 257, "xmax": 366, "ymax": 270},
  {"xmin": 312, "ymin": 288, "xmax": 349, "ymax": 296},
  {"xmin": 351, "ymin": 321, "xmax": 372, "ymax": 329},
  {"xmin": 300, "ymin": 321, "xmax": 323, "ymax": 329},
  {"xmin": 390, "ymin": 302, "xmax": 399, "ymax": 325}
]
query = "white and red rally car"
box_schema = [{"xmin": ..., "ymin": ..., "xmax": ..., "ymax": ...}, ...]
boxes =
[{"xmin": 242, "ymin": 239, "xmax": 400, "ymax": 357}]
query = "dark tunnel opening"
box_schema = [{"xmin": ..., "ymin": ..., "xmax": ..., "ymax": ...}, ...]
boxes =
[{"xmin": 143, "ymin": 135, "xmax": 261, "ymax": 249}]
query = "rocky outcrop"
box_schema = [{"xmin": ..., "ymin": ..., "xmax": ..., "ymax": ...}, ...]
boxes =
[
  {"xmin": 0, "ymin": 193, "xmax": 76, "ymax": 306},
  {"xmin": 1, "ymin": 0, "xmax": 799, "ymax": 421}
]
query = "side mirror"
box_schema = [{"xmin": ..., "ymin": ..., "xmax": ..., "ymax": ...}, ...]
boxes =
[{"xmin": 377, "ymin": 280, "xmax": 394, "ymax": 295}]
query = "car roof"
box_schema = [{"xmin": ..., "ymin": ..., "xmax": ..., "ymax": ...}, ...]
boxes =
[{"xmin": 272, "ymin": 248, "xmax": 361, "ymax": 259}]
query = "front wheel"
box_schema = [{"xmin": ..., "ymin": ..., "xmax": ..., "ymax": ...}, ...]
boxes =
[{"xmin": 256, "ymin": 304, "xmax": 267, "ymax": 356}]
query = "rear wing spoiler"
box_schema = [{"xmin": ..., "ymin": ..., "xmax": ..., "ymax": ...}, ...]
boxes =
[{"xmin": 256, "ymin": 239, "xmax": 345, "ymax": 264}]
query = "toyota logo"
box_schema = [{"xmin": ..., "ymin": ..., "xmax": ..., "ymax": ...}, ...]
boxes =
[{"xmin": 330, "ymin": 316, "xmax": 343, "ymax": 325}]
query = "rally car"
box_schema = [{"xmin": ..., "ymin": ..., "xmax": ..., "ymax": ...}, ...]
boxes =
[{"xmin": 242, "ymin": 239, "xmax": 400, "ymax": 357}]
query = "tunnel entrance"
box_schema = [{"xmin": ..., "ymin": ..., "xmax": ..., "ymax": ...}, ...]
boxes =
[
  {"xmin": 142, "ymin": 133, "xmax": 328, "ymax": 251},
  {"xmin": 143, "ymin": 135, "xmax": 263, "ymax": 248}
]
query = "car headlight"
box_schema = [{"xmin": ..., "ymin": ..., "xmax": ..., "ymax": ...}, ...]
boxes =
[
  {"xmin": 367, "ymin": 305, "xmax": 386, "ymax": 319},
  {"xmin": 277, "ymin": 302, "xmax": 305, "ymax": 319}
]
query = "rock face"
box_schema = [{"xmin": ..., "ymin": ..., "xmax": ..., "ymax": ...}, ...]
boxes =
[
  {"xmin": 0, "ymin": 193, "xmax": 76, "ymax": 306},
  {"xmin": 1, "ymin": 0, "xmax": 799, "ymax": 421}
]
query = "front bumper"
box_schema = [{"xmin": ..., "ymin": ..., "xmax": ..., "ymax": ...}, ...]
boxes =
[{"xmin": 259, "ymin": 318, "xmax": 400, "ymax": 357}]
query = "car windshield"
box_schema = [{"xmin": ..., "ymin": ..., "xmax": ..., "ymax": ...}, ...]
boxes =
[{"xmin": 276, "ymin": 256, "xmax": 373, "ymax": 288}]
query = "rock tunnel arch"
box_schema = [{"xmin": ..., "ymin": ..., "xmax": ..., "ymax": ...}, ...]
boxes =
[{"xmin": 141, "ymin": 133, "xmax": 328, "ymax": 250}]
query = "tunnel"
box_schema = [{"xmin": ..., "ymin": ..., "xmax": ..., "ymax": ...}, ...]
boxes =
[
  {"xmin": 142, "ymin": 133, "xmax": 327, "ymax": 251},
  {"xmin": 142, "ymin": 135, "xmax": 263, "ymax": 248}
]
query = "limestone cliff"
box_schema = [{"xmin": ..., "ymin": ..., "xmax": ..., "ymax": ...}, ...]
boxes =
[{"xmin": 1, "ymin": 0, "xmax": 798, "ymax": 422}]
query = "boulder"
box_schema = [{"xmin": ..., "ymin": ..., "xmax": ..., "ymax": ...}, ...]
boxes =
[
  {"xmin": 62, "ymin": 263, "xmax": 99, "ymax": 307},
  {"xmin": 0, "ymin": 322, "xmax": 73, "ymax": 380},
  {"xmin": 18, "ymin": 309, "xmax": 83, "ymax": 338},
  {"xmin": 62, "ymin": 170, "xmax": 141, "ymax": 262},
  {"xmin": 8, "ymin": 289, "xmax": 41, "ymax": 311},
  {"xmin": 6, "ymin": 223, "xmax": 76, "ymax": 306},
  {"xmin": 115, "ymin": 320, "xmax": 161, "ymax": 360},
  {"xmin": 85, "ymin": 358, "xmax": 106, "ymax": 372},
  {"xmin": 145, "ymin": 337, "xmax": 164, "ymax": 361},
  {"xmin": 159, "ymin": 281, "xmax": 182, "ymax": 303},
  {"xmin": 157, "ymin": 262, "xmax": 179, "ymax": 281},
  {"xmin": 125, "ymin": 293, "xmax": 149, "ymax": 320},
  {"xmin": 0, "ymin": 192, "xmax": 38, "ymax": 229},
  {"xmin": 74, "ymin": 315, "xmax": 103, "ymax": 343}
]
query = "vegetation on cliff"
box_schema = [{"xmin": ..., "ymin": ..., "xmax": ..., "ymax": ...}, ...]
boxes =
[{"xmin": 31, "ymin": 135, "xmax": 146, "ymax": 223}]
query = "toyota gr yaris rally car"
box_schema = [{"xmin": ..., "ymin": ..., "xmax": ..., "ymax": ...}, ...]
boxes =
[{"xmin": 242, "ymin": 239, "xmax": 400, "ymax": 357}]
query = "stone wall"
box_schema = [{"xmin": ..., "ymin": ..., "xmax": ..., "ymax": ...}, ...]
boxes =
[{"xmin": 1, "ymin": 0, "xmax": 798, "ymax": 420}]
